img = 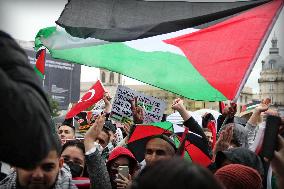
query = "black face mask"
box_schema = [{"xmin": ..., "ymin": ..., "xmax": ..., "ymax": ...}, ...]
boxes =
[{"xmin": 66, "ymin": 161, "xmax": 83, "ymax": 178}]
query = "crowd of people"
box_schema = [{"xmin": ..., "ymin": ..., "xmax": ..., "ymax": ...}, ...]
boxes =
[{"xmin": 1, "ymin": 31, "xmax": 284, "ymax": 189}]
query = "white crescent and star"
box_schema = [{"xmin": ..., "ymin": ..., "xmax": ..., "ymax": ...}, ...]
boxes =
[{"xmin": 78, "ymin": 89, "xmax": 96, "ymax": 102}]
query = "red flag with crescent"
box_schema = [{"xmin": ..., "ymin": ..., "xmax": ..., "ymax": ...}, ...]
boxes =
[{"xmin": 66, "ymin": 80, "xmax": 105, "ymax": 119}]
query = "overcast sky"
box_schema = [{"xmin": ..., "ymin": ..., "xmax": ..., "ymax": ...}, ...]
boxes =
[{"xmin": 0, "ymin": 0, "xmax": 283, "ymax": 93}]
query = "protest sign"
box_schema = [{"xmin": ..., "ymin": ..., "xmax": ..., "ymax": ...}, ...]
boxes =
[{"xmin": 110, "ymin": 85, "xmax": 166, "ymax": 124}]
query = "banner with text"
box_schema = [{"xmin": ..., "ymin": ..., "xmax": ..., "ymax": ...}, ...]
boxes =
[
  {"xmin": 25, "ymin": 49, "xmax": 81, "ymax": 110},
  {"xmin": 110, "ymin": 85, "xmax": 166, "ymax": 124}
]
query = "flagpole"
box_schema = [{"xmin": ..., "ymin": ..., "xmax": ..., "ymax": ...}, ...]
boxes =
[{"xmin": 42, "ymin": 76, "xmax": 45, "ymax": 89}]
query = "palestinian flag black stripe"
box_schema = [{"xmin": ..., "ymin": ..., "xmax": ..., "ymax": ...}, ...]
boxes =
[{"xmin": 56, "ymin": 0, "xmax": 270, "ymax": 41}]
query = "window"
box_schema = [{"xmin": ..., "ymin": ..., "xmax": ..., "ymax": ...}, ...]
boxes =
[
  {"xmin": 109, "ymin": 72, "xmax": 114, "ymax": 84},
  {"xmin": 261, "ymin": 61, "xmax": 265, "ymax": 69},
  {"xmin": 101, "ymin": 72, "xmax": 105, "ymax": 83},
  {"xmin": 269, "ymin": 59, "xmax": 276, "ymax": 69},
  {"xmin": 270, "ymin": 96, "xmax": 274, "ymax": 104},
  {"xmin": 269, "ymin": 83, "xmax": 274, "ymax": 92}
]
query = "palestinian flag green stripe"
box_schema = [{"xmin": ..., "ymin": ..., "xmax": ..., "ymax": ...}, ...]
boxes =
[
  {"xmin": 48, "ymin": 42, "xmax": 226, "ymax": 101},
  {"xmin": 34, "ymin": 67, "xmax": 44, "ymax": 79},
  {"xmin": 149, "ymin": 122, "xmax": 174, "ymax": 131},
  {"xmin": 35, "ymin": 27, "xmax": 56, "ymax": 50}
]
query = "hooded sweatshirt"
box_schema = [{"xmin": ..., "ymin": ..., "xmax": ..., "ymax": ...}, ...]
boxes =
[
  {"xmin": 0, "ymin": 31, "xmax": 55, "ymax": 169},
  {"xmin": 215, "ymin": 147, "xmax": 265, "ymax": 178},
  {"xmin": 219, "ymin": 123, "xmax": 249, "ymax": 148}
]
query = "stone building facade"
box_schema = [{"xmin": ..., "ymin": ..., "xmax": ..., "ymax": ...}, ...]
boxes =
[{"xmin": 258, "ymin": 35, "xmax": 284, "ymax": 115}]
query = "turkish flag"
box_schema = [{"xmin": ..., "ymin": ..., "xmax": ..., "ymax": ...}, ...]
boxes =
[{"xmin": 66, "ymin": 80, "xmax": 105, "ymax": 119}]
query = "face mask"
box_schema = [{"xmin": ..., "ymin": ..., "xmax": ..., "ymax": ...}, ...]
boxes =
[{"xmin": 66, "ymin": 161, "xmax": 83, "ymax": 178}]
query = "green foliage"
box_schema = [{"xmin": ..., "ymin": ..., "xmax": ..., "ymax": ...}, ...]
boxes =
[{"xmin": 48, "ymin": 95, "xmax": 60, "ymax": 117}]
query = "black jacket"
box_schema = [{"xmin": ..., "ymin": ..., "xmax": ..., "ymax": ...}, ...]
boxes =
[
  {"xmin": 0, "ymin": 31, "xmax": 55, "ymax": 169},
  {"xmin": 217, "ymin": 115, "xmax": 234, "ymax": 133},
  {"xmin": 183, "ymin": 117, "xmax": 212, "ymax": 158}
]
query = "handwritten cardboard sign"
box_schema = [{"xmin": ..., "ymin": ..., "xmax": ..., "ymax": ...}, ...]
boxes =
[{"xmin": 110, "ymin": 85, "xmax": 166, "ymax": 124}]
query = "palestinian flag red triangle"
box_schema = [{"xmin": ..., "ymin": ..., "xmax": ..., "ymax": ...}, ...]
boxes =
[
  {"xmin": 164, "ymin": 0, "xmax": 283, "ymax": 100},
  {"xmin": 34, "ymin": 48, "xmax": 46, "ymax": 79}
]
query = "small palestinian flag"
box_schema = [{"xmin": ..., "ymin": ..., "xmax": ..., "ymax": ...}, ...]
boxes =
[
  {"xmin": 34, "ymin": 48, "xmax": 46, "ymax": 79},
  {"xmin": 241, "ymin": 100, "xmax": 262, "ymax": 112}
]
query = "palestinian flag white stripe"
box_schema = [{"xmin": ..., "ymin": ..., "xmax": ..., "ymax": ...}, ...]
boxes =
[
  {"xmin": 40, "ymin": 26, "xmax": 199, "ymax": 56},
  {"xmin": 125, "ymin": 27, "xmax": 199, "ymax": 55},
  {"xmin": 40, "ymin": 27, "xmax": 108, "ymax": 50}
]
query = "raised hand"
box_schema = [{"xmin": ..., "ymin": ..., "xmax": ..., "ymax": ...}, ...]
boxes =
[
  {"xmin": 122, "ymin": 122, "xmax": 131, "ymax": 136},
  {"xmin": 84, "ymin": 114, "xmax": 106, "ymax": 151},
  {"xmin": 171, "ymin": 98, "xmax": 190, "ymax": 121},
  {"xmin": 130, "ymin": 97, "xmax": 144, "ymax": 124},
  {"xmin": 103, "ymin": 92, "xmax": 112, "ymax": 113},
  {"xmin": 213, "ymin": 125, "xmax": 233, "ymax": 159},
  {"xmin": 255, "ymin": 98, "xmax": 271, "ymax": 113},
  {"xmin": 222, "ymin": 102, "xmax": 237, "ymax": 118},
  {"xmin": 171, "ymin": 98, "xmax": 186, "ymax": 112},
  {"xmin": 248, "ymin": 98, "xmax": 272, "ymax": 126},
  {"xmin": 116, "ymin": 173, "xmax": 132, "ymax": 189}
]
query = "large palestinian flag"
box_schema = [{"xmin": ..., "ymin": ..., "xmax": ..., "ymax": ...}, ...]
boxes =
[{"xmin": 35, "ymin": 0, "xmax": 283, "ymax": 101}]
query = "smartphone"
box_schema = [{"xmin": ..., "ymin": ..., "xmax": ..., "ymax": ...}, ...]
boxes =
[
  {"xmin": 117, "ymin": 166, "xmax": 129, "ymax": 179},
  {"xmin": 260, "ymin": 115, "xmax": 281, "ymax": 160}
]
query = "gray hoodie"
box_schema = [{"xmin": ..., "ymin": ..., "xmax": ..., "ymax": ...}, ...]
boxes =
[{"xmin": 219, "ymin": 123, "xmax": 249, "ymax": 148}]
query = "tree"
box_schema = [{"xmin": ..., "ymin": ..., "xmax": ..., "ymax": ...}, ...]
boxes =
[{"xmin": 48, "ymin": 95, "xmax": 60, "ymax": 117}]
